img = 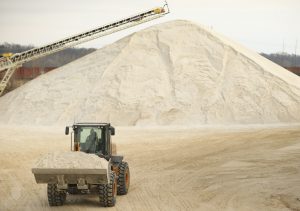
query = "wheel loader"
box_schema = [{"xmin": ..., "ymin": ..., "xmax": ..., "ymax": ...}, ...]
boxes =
[{"xmin": 32, "ymin": 123, "xmax": 130, "ymax": 207}]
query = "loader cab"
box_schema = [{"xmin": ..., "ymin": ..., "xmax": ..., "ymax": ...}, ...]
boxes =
[{"xmin": 65, "ymin": 123, "xmax": 115, "ymax": 158}]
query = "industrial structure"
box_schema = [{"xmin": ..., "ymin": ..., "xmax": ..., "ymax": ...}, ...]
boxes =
[{"xmin": 0, "ymin": 3, "xmax": 169, "ymax": 96}]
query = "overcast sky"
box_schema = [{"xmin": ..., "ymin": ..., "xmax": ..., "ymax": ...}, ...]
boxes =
[{"xmin": 0, "ymin": 0, "xmax": 299, "ymax": 54}]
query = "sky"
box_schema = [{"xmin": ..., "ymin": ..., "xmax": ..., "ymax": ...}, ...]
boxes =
[{"xmin": 0, "ymin": 0, "xmax": 299, "ymax": 54}]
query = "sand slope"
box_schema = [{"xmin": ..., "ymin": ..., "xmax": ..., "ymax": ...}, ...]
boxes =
[{"xmin": 0, "ymin": 20, "xmax": 300, "ymax": 126}]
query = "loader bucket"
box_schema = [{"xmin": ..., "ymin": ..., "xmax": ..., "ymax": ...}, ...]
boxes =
[{"xmin": 32, "ymin": 151, "xmax": 110, "ymax": 189}]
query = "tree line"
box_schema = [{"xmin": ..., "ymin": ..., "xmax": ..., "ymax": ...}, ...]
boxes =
[
  {"xmin": 0, "ymin": 43, "xmax": 96, "ymax": 68},
  {"xmin": 1, "ymin": 43, "xmax": 299, "ymax": 68},
  {"xmin": 261, "ymin": 53, "xmax": 300, "ymax": 67}
]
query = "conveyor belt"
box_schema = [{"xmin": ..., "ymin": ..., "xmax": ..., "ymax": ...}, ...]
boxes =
[{"xmin": 0, "ymin": 3, "xmax": 169, "ymax": 95}]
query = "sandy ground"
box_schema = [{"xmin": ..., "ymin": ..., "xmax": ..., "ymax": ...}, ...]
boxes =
[{"xmin": 1, "ymin": 124, "xmax": 300, "ymax": 211}]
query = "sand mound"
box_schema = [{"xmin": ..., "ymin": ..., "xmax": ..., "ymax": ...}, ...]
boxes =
[{"xmin": 0, "ymin": 20, "xmax": 300, "ymax": 126}]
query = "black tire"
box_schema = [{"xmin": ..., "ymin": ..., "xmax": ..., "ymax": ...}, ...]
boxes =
[
  {"xmin": 117, "ymin": 162, "xmax": 130, "ymax": 195},
  {"xmin": 47, "ymin": 184, "xmax": 66, "ymax": 206},
  {"xmin": 99, "ymin": 172, "xmax": 117, "ymax": 207}
]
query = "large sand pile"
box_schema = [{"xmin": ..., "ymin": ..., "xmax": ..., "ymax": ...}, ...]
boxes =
[{"xmin": 0, "ymin": 20, "xmax": 300, "ymax": 126}]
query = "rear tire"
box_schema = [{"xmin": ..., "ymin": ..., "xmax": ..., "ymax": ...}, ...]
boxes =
[
  {"xmin": 99, "ymin": 172, "xmax": 117, "ymax": 207},
  {"xmin": 47, "ymin": 184, "xmax": 66, "ymax": 206},
  {"xmin": 117, "ymin": 162, "xmax": 130, "ymax": 195}
]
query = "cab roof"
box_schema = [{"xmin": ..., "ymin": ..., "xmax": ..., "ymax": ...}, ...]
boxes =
[{"xmin": 72, "ymin": 123, "xmax": 111, "ymax": 127}]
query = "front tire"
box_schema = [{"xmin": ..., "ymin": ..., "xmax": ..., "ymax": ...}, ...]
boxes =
[
  {"xmin": 99, "ymin": 172, "xmax": 117, "ymax": 207},
  {"xmin": 117, "ymin": 162, "xmax": 130, "ymax": 195},
  {"xmin": 47, "ymin": 184, "xmax": 66, "ymax": 206}
]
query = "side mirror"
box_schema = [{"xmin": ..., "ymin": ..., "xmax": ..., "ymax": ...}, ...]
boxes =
[
  {"xmin": 65, "ymin": 126, "xmax": 69, "ymax": 135},
  {"xmin": 110, "ymin": 127, "xmax": 115, "ymax": 136}
]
